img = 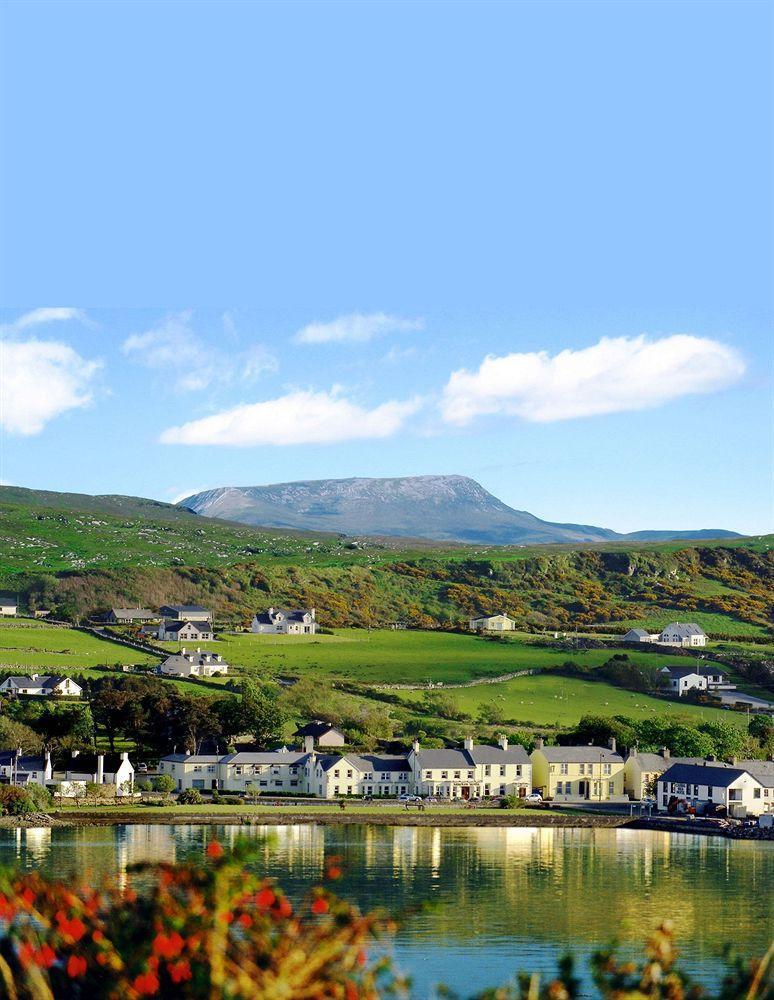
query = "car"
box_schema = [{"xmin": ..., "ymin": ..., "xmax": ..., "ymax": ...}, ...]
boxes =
[
  {"xmin": 524, "ymin": 792, "xmax": 543, "ymax": 803},
  {"xmin": 137, "ymin": 763, "xmax": 149, "ymax": 773},
  {"xmin": 398, "ymin": 794, "xmax": 422, "ymax": 802}
]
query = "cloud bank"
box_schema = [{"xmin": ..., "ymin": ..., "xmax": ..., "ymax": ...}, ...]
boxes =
[
  {"xmin": 441, "ymin": 335, "xmax": 745, "ymax": 425},
  {"xmin": 294, "ymin": 312, "xmax": 423, "ymax": 344},
  {"xmin": 160, "ymin": 389, "xmax": 421, "ymax": 446},
  {"xmin": 0, "ymin": 340, "xmax": 101, "ymax": 435}
]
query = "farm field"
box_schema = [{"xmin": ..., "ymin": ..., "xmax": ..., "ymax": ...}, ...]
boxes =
[
  {"xmin": 187, "ymin": 629, "xmax": 678, "ymax": 685},
  {"xmin": 396, "ymin": 672, "xmax": 750, "ymax": 729},
  {"xmin": 0, "ymin": 619, "xmax": 156, "ymax": 671},
  {"xmin": 603, "ymin": 611, "xmax": 769, "ymax": 638}
]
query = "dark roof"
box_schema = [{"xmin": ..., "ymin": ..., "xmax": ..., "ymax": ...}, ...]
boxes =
[
  {"xmin": 221, "ymin": 751, "xmax": 311, "ymax": 766},
  {"xmin": 254, "ymin": 608, "xmax": 313, "ymax": 624},
  {"xmin": 0, "ymin": 751, "xmax": 47, "ymax": 771},
  {"xmin": 317, "ymin": 754, "xmax": 410, "ymax": 773},
  {"xmin": 294, "ymin": 721, "xmax": 345, "ymax": 739},
  {"xmin": 661, "ymin": 622, "xmax": 706, "ymax": 637},
  {"xmin": 413, "ymin": 744, "xmax": 530, "ymax": 768},
  {"xmin": 162, "ymin": 620, "xmax": 211, "ymax": 634},
  {"xmin": 662, "ymin": 664, "xmax": 724, "ymax": 679},
  {"xmin": 624, "ymin": 629, "xmax": 650, "ymax": 638},
  {"xmin": 537, "ymin": 746, "xmax": 623, "ymax": 764},
  {"xmin": 658, "ymin": 763, "xmax": 749, "ymax": 787},
  {"xmin": 59, "ymin": 753, "xmax": 127, "ymax": 774},
  {"xmin": 160, "ymin": 605, "xmax": 211, "ymax": 615},
  {"xmin": 110, "ymin": 608, "xmax": 156, "ymax": 619}
]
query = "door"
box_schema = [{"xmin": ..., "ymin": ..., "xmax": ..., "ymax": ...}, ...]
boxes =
[
  {"xmin": 578, "ymin": 781, "xmax": 587, "ymax": 798},
  {"xmin": 461, "ymin": 786, "xmax": 471, "ymax": 800}
]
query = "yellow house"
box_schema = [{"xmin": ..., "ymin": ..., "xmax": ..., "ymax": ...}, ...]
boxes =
[
  {"xmin": 530, "ymin": 738, "xmax": 626, "ymax": 802},
  {"xmin": 468, "ymin": 613, "xmax": 516, "ymax": 632}
]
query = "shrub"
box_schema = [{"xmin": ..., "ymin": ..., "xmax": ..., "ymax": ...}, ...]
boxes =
[
  {"xmin": 498, "ymin": 795, "xmax": 520, "ymax": 810},
  {"xmin": 23, "ymin": 783, "xmax": 53, "ymax": 812},
  {"xmin": 177, "ymin": 788, "xmax": 203, "ymax": 805},
  {"xmin": 0, "ymin": 786, "xmax": 33, "ymax": 816},
  {"xmin": 152, "ymin": 774, "xmax": 176, "ymax": 796}
]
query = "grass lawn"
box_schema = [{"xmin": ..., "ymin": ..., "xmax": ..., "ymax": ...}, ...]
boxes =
[
  {"xmin": 205, "ymin": 629, "xmax": 674, "ymax": 685},
  {"xmin": 52, "ymin": 802, "xmax": 573, "ymax": 818},
  {"xmin": 607, "ymin": 611, "xmax": 769, "ymax": 638},
  {"xmin": 397, "ymin": 672, "xmax": 750, "ymax": 729},
  {"xmin": 0, "ymin": 619, "xmax": 156, "ymax": 670}
]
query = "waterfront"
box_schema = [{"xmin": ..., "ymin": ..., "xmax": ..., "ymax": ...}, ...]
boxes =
[{"xmin": 0, "ymin": 823, "xmax": 770, "ymax": 996}]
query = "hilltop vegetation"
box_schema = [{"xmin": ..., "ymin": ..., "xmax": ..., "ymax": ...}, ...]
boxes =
[{"xmin": 0, "ymin": 489, "xmax": 771, "ymax": 636}]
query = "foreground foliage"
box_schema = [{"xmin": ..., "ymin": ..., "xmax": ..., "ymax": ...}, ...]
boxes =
[{"xmin": 0, "ymin": 843, "xmax": 770, "ymax": 999}]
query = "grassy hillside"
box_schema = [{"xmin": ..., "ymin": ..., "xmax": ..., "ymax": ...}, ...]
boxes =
[{"xmin": 0, "ymin": 488, "xmax": 771, "ymax": 637}]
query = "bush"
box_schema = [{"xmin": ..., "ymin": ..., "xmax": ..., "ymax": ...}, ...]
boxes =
[
  {"xmin": 152, "ymin": 774, "xmax": 176, "ymax": 796},
  {"xmin": 0, "ymin": 786, "xmax": 33, "ymax": 816},
  {"xmin": 24, "ymin": 783, "xmax": 53, "ymax": 812},
  {"xmin": 498, "ymin": 795, "xmax": 520, "ymax": 810},
  {"xmin": 177, "ymin": 788, "xmax": 203, "ymax": 805}
]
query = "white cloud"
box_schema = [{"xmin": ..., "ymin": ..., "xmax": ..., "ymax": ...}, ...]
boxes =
[
  {"xmin": 0, "ymin": 339, "xmax": 101, "ymax": 435},
  {"xmin": 122, "ymin": 311, "xmax": 278, "ymax": 392},
  {"xmin": 4, "ymin": 307, "xmax": 87, "ymax": 332},
  {"xmin": 160, "ymin": 389, "xmax": 422, "ymax": 446},
  {"xmin": 294, "ymin": 312, "xmax": 424, "ymax": 344},
  {"xmin": 440, "ymin": 335, "xmax": 745, "ymax": 425}
]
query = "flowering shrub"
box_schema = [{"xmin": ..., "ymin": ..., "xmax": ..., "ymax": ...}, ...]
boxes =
[{"xmin": 0, "ymin": 844, "xmax": 769, "ymax": 999}]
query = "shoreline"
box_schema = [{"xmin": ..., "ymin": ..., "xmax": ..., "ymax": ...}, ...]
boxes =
[{"xmin": 4, "ymin": 808, "xmax": 771, "ymax": 840}]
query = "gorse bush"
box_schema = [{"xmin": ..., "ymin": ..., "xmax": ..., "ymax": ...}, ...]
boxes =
[{"xmin": 0, "ymin": 843, "xmax": 769, "ymax": 999}]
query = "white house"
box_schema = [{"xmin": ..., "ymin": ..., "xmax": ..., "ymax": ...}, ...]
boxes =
[
  {"xmin": 658, "ymin": 622, "xmax": 707, "ymax": 647},
  {"xmin": 159, "ymin": 605, "xmax": 212, "ymax": 622},
  {"xmin": 410, "ymin": 736, "xmax": 531, "ymax": 800},
  {"xmin": 622, "ymin": 628, "xmax": 659, "ymax": 643},
  {"xmin": 157, "ymin": 753, "xmax": 224, "ymax": 791},
  {"xmin": 657, "ymin": 761, "xmax": 765, "ymax": 817},
  {"xmin": 159, "ymin": 648, "xmax": 228, "ymax": 678},
  {"xmin": 56, "ymin": 752, "xmax": 135, "ymax": 795},
  {"xmin": 105, "ymin": 608, "xmax": 157, "ymax": 624},
  {"xmin": 294, "ymin": 721, "xmax": 346, "ymax": 747},
  {"xmin": 0, "ymin": 750, "xmax": 52, "ymax": 787},
  {"xmin": 158, "ymin": 620, "xmax": 214, "ymax": 642},
  {"xmin": 251, "ymin": 608, "xmax": 317, "ymax": 635},
  {"xmin": 660, "ymin": 665, "xmax": 726, "ymax": 697},
  {"xmin": 468, "ymin": 613, "xmax": 516, "ymax": 632},
  {"xmin": 0, "ymin": 595, "xmax": 18, "ymax": 617},
  {"xmin": 0, "ymin": 674, "xmax": 83, "ymax": 698}
]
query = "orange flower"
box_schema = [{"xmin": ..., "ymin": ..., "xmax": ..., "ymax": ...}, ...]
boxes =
[
  {"xmin": 276, "ymin": 897, "xmax": 293, "ymax": 918},
  {"xmin": 206, "ymin": 841, "xmax": 224, "ymax": 860},
  {"xmin": 238, "ymin": 913, "xmax": 252, "ymax": 928},
  {"xmin": 92, "ymin": 929, "xmax": 105, "ymax": 944},
  {"xmin": 311, "ymin": 898, "xmax": 329, "ymax": 915}
]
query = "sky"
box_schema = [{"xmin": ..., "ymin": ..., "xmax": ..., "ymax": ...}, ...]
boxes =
[{"xmin": 0, "ymin": 0, "xmax": 771, "ymax": 536}]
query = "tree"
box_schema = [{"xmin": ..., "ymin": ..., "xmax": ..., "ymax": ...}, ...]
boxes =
[
  {"xmin": 91, "ymin": 680, "xmax": 135, "ymax": 752},
  {"xmin": 238, "ymin": 680, "xmax": 287, "ymax": 748},
  {"xmin": 0, "ymin": 717, "xmax": 43, "ymax": 753},
  {"xmin": 749, "ymin": 714, "xmax": 774, "ymax": 755},
  {"xmin": 152, "ymin": 774, "xmax": 175, "ymax": 798},
  {"xmin": 477, "ymin": 701, "xmax": 506, "ymax": 725}
]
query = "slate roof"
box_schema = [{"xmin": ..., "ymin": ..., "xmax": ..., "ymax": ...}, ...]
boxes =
[
  {"xmin": 0, "ymin": 675, "xmax": 76, "ymax": 691},
  {"xmin": 110, "ymin": 608, "xmax": 156, "ymax": 620},
  {"xmin": 624, "ymin": 629, "xmax": 650, "ymax": 638},
  {"xmin": 627, "ymin": 753, "xmax": 707, "ymax": 770},
  {"xmin": 0, "ymin": 751, "xmax": 47, "ymax": 771},
  {"xmin": 317, "ymin": 754, "xmax": 410, "ymax": 773},
  {"xmin": 662, "ymin": 665, "xmax": 724, "ymax": 679},
  {"xmin": 254, "ymin": 608, "xmax": 313, "ymax": 624},
  {"xmin": 294, "ymin": 721, "xmax": 345, "ymax": 739},
  {"xmin": 221, "ymin": 751, "xmax": 311, "ymax": 766},
  {"xmin": 537, "ymin": 746, "xmax": 624, "ymax": 764},
  {"xmin": 160, "ymin": 605, "xmax": 211, "ymax": 616},
  {"xmin": 161, "ymin": 754, "xmax": 223, "ymax": 764},
  {"xmin": 413, "ymin": 744, "xmax": 528, "ymax": 768},
  {"xmin": 738, "ymin": 760, "xmax": 774, "ymax": 786},
  {"xmin": 661, "ymin": 622, "xmax": 706, "ymax": 637},
  {"xmin": 658, "ymin": 763, "xmax": 750, "ymax": 788},
  {"xmin": 60, "ymin": 753, "xmax": 127, "ymax": 774},
  {"xmin": 162, "ymin": 620, "xmax": 212, "ymax": 635}
]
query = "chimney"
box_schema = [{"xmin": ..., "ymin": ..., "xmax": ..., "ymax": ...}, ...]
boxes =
[
  {"xmin": 464, "ymin": 736, "xmax": 474, "ymax": 751},
  {"xmin": 535, "ymin": 736, "xmax": 545, "ymax": 750},
  {"xmin": 303, "ymin": 735, "xmax": 315, "ymax": 754},
  {"xmin": 498, "ymin": 735, "xmax": 508, "ymax": 751},
  {"xmin": 97, "ymin": 754, "xmax": 105, "ymax": 784},
  {"xmin": 268, "ymin": 607, "xmax": 274, "ymax": 616},
  {"xmin": 660, "ymin": 746, "xmax": 670, "ymax": 759},
  {"xmin": 412, "ymin": 739, "xmax": 420, "ymax": 754},
  {"xmin": 71, "ymin": 749, "xmax": 80, "ymax": 758},
  {"xmin": 608, "ymin": 737, "xmax": 617, "ymax": 753},
  {"xmin": 311, "ymin": 608, "xmax": 316, "ymax": 619},
  {"xmin": 629, "ymin": 744, "xmax": 638, "ymax": 758},
  {"xmin": 121, "ymin": 752, "xmax": 129, "ymax": 762}
]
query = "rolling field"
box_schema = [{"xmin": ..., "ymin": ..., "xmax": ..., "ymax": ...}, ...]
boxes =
[
  {"xmin": 188, "ymin": 629, "xmax": 675, "ymax": 685},
  {"xmin": 396, "ymin": 672, "xmax": 750, "ymax": 729},
  {"xmin": 0, "ymin": 620, "xmax": 156, "ymax": 671}
]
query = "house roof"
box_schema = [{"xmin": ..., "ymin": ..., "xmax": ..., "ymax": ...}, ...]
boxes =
[
  {"xmin": 162, "ymin": 620, "xmax": 211, "ymax": 634},
  {"xmin": 662, "ymin": 664, "xmax": 724, "ymax": 679},
  {"xmin": 254, "ymin": 608, "xmax": 313, "ymax": 624},
  {"xmin": 658, "ymin": 762, "xmax": 751, "ymax": 787},
  {"xmin": 662, "ymin": 622, "xmax": 706, "ymax": 637},
  {"xmin": 161, "ymin": 753, "xmax": 223, "ymax": 763},
  {"xmin": 294, "ymin": 721, "xmax": 344, "ymax": 739},
  {"xmin": 59, "ymin": 753, "xmax": 128, "ymax": 774},
  {"xmin": 470, "ymin": 613, "xmax": 514, "ymax": 621},
  {"xmin": 0, "ymin": 751, "xmax": 47, "ymax": 771},
  {"xmin": 160, "ymin": 605, "xmax": 211, "ymax": 615},
  {"xmin": 738, "ymin": 760, "xmax": 774, "ymax": 786},
  {"xmin": 221, "ymin": 751, "xmax": 311, "ymax": 766},
  {"xmin": 536, "ymin": 745, "xmax": 624, "ymax": 764},
  {"xmin": 0, "ymin": 675, "xmax": 76, "ymax": 690},
  {"xmin": 110, "ymin": 608, "xmax": 156, "ymax": 619},
  {"xmin": 317, "ymin": 753, "xmax": 410, "ymax": 773},
  {"xmin": 413, "ymin": 743, "xmax": 529, "ymax": 768},
  {"xmin": 624, "ymin": 629, "xmax": 650, "ymax": 638},
  {"xmin": 628, "ymin": 753, "xmax": 706, "ymax": 770}
]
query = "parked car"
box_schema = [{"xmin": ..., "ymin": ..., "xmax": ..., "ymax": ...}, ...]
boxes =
[
  {"xmin": 399, "ymin": 794, "xmax": 422, "ymax": 803},
  {"xmin": 137, "ymin": 763, "xmax": 149, "ymax": 773},
  {"xmin": 525, "ymin": 792, "xmax": 543, "ymax": 803}
]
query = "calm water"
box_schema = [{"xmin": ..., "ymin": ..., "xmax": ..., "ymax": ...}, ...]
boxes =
[{"xmin": 0, "ymin": 824, "xmax": 770, "ymax": 997}]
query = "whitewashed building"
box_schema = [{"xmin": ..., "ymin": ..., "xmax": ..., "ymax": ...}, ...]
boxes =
[
  {"xmin": 410, "ymin": 737, "xmax": 531, "ymax": 799},
  {"xmin": 56, "ymin": 752, "xmax": 135, "ymax": 795},
  {"xmin": 0, "ymin": 595, "xmax": 18, "ymax": 617},
  {"xmin": 158, "ymin": 620, "xmax": 214, "ymax": 642},
  {"xmin": 0, "ymin": 674, "xmax": 83, "ymax": 698},
  {"xmin": 0, "ymin": 750, "xmax": 52, "ymax": 787},
  {"xmin": 251, "ymin": 608, "xmax": 317, "ymax": 635},
  {"xmin": 468, "ymin": 613, "xmax": 516, "ymax": 632},
  {"xmin": 658, "ymin": 622, "xmax": 707, "ymax": 647},
  {"xmin": 159, "ymin": 648, "xmax": 228, "ymax": 677},
  {"xmin": 657, "ymin": 761, "xmax": 765, "ymax": 817}
]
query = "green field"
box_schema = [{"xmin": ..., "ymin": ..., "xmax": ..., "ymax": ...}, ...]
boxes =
[
  {"xmin": 195, "ymin": 629, "xmax": 674, "ymax": 685},
  {"xmin": 397, "ymin": 672, "xmax": 750, "ymax": 729},
  {"xmin": 0, "ymin": 620, "xmax": 156, "ymax": 671}
]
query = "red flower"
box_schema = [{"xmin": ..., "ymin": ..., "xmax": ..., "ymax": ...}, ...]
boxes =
[
  {"xmin": 133, "ymin": 971, "xmax": 160, "ymax": 995},
  {"xmin": 255, "ymin": 888, "xmax": 275, "ymax": 909},
  {"xmin": 327, "ymin": 866, "xmax": 343, "ymax": 880},
  {"xmin": 238, "ymin": 913, "xmax": 252, "ymax": 928},
  {"xmin": 206, "ymin": 841, "xmax": 224, "ymax": 859},
  {"xmin": 169, "ymin": 959, "xmax": 192, "ymax": 984},
  {"xmin": 311, "ymin": 898, "xmax": 329, "ymax": 915},
  {"xmin": 66, "ymin": 954, "xmax": 87, "ymax": 978},
  {"xmin": 21, "ymin": 888, "xmax": 35, "ymax": 907},
  {"xmin": 34, "ymin": 945, "xmax": 56, "ymax": 969},
  {"xmin": 276, "ymin": 897, "xmax": 293, "ymax": 918},
  {"xmin": 152, "ymin": 931, "xmax": 184, "ymax": 959}
]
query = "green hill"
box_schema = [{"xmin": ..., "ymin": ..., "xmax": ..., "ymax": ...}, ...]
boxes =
[{"xmin": 0, "ymin": 486, "xmax": 771, "ymax": 637}]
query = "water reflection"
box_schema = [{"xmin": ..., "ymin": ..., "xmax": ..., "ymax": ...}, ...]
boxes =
[{"xmin": 0, "ymin": 824, "xmax": 769, "ymax": 997}]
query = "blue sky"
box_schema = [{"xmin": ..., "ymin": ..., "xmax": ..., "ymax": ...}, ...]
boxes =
[{"xmin": 0, "ymin": 1, "xmax": 771, "ymax": 535}]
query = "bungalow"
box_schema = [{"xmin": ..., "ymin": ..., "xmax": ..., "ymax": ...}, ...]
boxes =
[
  {"xmin": 0, "ymin": 750, "xmax": 52, "ymax": 787},
  {"xmin": 409, "ymin": 736, "xmax": 531, "ymax": 800},
  {"xmin": 105, "ymin": 608, "xmax": 157, "ymax": 624},
  {"xmin": 159, "ymin": 648, "xmax": 228, "ymax": 678},
  {"xmin": 658, "ymin": 622, "xmax": 707, "ymax": 648},
  {"xmin": 622, "ymin": 628, "xmax": 659, "ymax": 643},
  {"xmin": 158, "ymin": 620, "xmax": 214, "ymax": 642},
  {"xmin": 468, "ymin": 613, "xmax": 516, "ymax": 632},
  {"xmin": 159, "ymin": 605, "xmax": 212, "ymax": 623},
  {"xmin": 294, "ymin": 721, "xmax": 346, "ymax": 747},
  {"xmin": 656, "ymin": 761, "xmax": 764, "ymax": 817},
  {"xmin": 531, "ymin": 737, "xmax": 626, "ymax": 802},
  {"xmin": 660, "ymin": 665, "xmax": 726, "ymax": 697},
  {"xmin": 0, "ymin": 595, "xmax": 18, "ymax": 617},
  {"xmin": 251, "ymin": 608, "xmax": 317, "ymax": 635},
  {"xmin": 56, "ymin": 752, "xmax": 135, "ymax": 795},
  {"xmin": 0, "ymin": 674, "xmax": 83, "ymax": 698}
]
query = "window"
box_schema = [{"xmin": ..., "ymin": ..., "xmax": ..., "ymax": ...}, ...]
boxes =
[
  {"xmin": 259, "ymin": 781, "xmax": 267, "ymax": 787},
  {"xmin": 560, "ymin": 763, "xmax": 568, "ymax": 775},
  {"xmin": 347, "ymin": 770, "xmax": 353, "ymax": 778},
  {"xmin": 484, "ymin": 765, "xmax": 491, "ymax": 776},
  {"xmin": 603, "ymin": 764, "xmax": 612, "ymax": 775},
  {"xmin": 193, "ymin": 766, "xmax": 202, "ymax": 773},
  {"xmin": 441, "ymin": 771, "xmax": 448, "ymax": 779},
  {"xmin": 453, "ymin": 771, "xmax": 461, "ymax": 779},
  {"xmin": 192, "ymin": 779, "xmax": 205, "ymax": 789},
  {"xmin": 424, "ymin": 771, "xmax": 432, "ymax": 779},
  {"xmin": 608, "ymin": 781, "xmax": 615, "ymax": 795},
  {"xmin": 516, "ymin": 766, "xmax": 522, "ymax": 777},
  {"xmin": 578, "ymin": 763, "xmax": 585, "ymax": 775},
  {"xmin": 499, "ymin": 785, "xmax": 506, "ymax": 795},
  {"xmin": 468, "ymin": 771, "xmax": 474, "ymax": 779},
  {"xmin": 499, "ymin": 766, "xmax": 506, "ymax": 777},
  {"xmin": 334, "ymin": 770, "xmax": 340, "ymax": 778},
  {"xmin": 754, "ymin": 788, "xmax": 761, "ymax": 798},
  {"xmin": 290, "ymin": 780, "xmax": 298, "ymax": 787}
]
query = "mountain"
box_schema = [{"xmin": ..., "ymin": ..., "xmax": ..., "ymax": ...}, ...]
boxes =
[{"xmin": 179, "ymin": 476, "xmax": 741, "ymax": 546}]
